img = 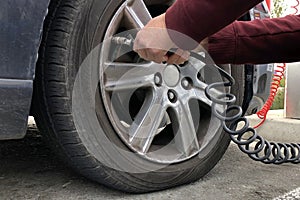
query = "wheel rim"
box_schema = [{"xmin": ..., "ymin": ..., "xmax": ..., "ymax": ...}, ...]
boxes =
[{"xmin": 99, "ymin": 0, "xmax": 225, "ymax": 164}]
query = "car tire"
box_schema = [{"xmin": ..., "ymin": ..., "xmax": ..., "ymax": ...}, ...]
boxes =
[{"xmin": 33, "ymin": 0, "xmax": 244, "ymax": 193}]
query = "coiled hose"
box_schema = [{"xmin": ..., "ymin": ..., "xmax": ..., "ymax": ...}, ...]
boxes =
[
  {"xmin": 254, "ymin": 63, "xmax": 286, "ymax": 128},
  {"xmin": 291, "ymin": 0, "xmax": 299, "ymax": 14},
  {"xmin": 190, "ymin": 52, "xmax": 300, "ymax": 165},
  {"xmin": 201, "ymin": 1, "xmax": 300, "ymax": 164}
]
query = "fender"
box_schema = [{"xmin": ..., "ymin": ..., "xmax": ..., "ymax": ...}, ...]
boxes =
[{"xmin": 0, "ymin": 0, "xmax": 50, "ymax": 139}]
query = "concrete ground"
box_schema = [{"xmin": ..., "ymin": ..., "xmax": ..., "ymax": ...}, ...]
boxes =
[
  {"xmin": 0, "ymin": 112, "xmax": 299, "ymax": 200},
  {"xmin": 248, "ymin": 109, "xmax": 300, "ymax": 143}
]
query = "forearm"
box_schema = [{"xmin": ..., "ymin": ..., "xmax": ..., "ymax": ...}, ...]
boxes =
[
  {"xmin": 165, "ymin": 0, "xmax": 262, "ymax": 50},
  {"xmin": 208, "ymin": 14, "xmax": 300, "ymax": 64}
]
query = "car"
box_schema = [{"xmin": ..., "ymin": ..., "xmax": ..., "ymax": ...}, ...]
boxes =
[{"xmin": 0, "ymin": 0, "xmax": 272, "ymax": 193}]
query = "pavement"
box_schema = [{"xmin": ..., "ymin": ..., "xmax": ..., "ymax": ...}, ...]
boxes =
[
  {"xmin": 0, "ymin": 112, "xmax": 299, "ymax": 200},
  {"xmin": 247, "ymin": 109, "xmax": 300, "ymax": 199},
  {"xmin": 0, "ymin": 128, "xmax": 299, "ymax": 200},
  {"xmin": 247, "ymin": 109, "xmax": 300, "ymax": 143}
]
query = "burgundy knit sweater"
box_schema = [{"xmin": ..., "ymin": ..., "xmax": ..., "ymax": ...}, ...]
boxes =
[
  {"xmin": 165, "ymin": 0, "xmax": 300, "ymax": 64},
  {"xmin": 208, "ymin": 15, "xmax": 300, "ymax": 64}
]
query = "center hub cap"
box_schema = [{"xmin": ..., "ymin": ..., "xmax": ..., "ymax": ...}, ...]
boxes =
[{"xmin": 163, "ymin": 65, "xmax": 180, "ymax": 87}]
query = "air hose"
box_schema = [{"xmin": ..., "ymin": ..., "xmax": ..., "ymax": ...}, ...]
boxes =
[
  {"xmin": 291, "ymin": 0, "xmax": 299, "ymax": 14},
  {"xmin": 190, "ymin": 51, "xmax": 300, "ymax": 165},
  {"xmin": 254, "ymin": 63, "xmax": 286, "ymax": 128}
]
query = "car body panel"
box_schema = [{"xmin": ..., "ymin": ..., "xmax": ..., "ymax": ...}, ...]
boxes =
[
  {"xmin": 0, "ymin": 0, "xmax": 50, "ymax": 80},
  {"xmin": 246, "ymin": 1, "xmax": 274, "ymax": 114},
  {"xmin": 0, "ymin": 0, "xmax": 50, "ymax": 139},
  {"xmin": 0, "ymin": 79, "xmax": 32, "ymax": 140}
]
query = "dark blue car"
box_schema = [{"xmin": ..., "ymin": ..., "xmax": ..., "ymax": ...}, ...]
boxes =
[{"xmin": 0, "ymin": 0, "xmax": 272, "ymax": 193}]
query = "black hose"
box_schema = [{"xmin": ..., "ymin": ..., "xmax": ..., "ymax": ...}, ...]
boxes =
[{"xmin": 191, "ymin": 52, "xmax": 300, "ymax": 165}]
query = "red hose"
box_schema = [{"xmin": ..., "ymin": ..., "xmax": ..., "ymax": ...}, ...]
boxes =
[
  {"xmin": 253, "ymin": 0, "xmax": 299, "ymax": 128},
  {"xmin": 291, "ymin": 0, "xmax": 300, "ymax": 14},
  {"xmin": 266, "ymin": 0, "xmax": 271, "ymax": 10},
  {"xmin": 254, "ymin": 63, "xmax": 286, "ymax": 128}
]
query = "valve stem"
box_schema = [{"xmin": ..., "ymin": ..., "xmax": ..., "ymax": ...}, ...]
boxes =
[{"xmin": 112, "ymin": 36, "xmax": 134, "ymax": 46}]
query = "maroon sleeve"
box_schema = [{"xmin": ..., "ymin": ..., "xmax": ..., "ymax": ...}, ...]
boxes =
[
  {"xmin": 208, "ymin": 14, "xmax": 300, "ymax": 64},
  {"xmin": 165, "ymin": 0, "xmax": 262, "ymax": 50}
]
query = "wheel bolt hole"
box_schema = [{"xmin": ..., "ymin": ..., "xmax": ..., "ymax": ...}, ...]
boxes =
[
  {"xmin": 181, "ymin": 77, "xmax": 193, "ymax": 90},
  {"xmin": 168, "ymin": 90, "xmax": 177, "ymax": 103},
  {"xmin": 154, "ymin": 73, "xmax": 162, "ymax": 86}
]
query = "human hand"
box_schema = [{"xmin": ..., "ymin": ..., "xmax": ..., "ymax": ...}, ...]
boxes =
[
  {"xmin": 133, "ymin": 14, "xmax": 190, "ymax": 64},
  {"xmin": 200, "ymin": 38, "xmax": 208, "ymax": 50}
]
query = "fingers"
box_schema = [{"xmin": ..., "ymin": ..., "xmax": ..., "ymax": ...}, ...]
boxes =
[
  {"xmin": 132, "ymin": 13, "xmax": 190, "ymax": 64},
  {"xmin": 134, "ymin": 48, "xmax": 168, "ymax": 63},
  {"xmin": 135, "ymin": 48, "xmax": 190, "ymax": 64},
  {"xmin": 166, "ymin": 49, "xmax": 190, "ymax": 65},
  {"xmin": 133, "ymin": 33, "xmax": 168, "ymax": 63},
  {"xmin": 134, "ymin": 45, "xmax": 190, "ymax": 64},
  {"xmin": 199, "ymin": 37, "xmax": 209, "ymax": 50}
]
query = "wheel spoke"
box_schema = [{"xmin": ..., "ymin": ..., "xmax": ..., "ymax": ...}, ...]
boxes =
[
  {"xmin": 194, "ymin": 79, "xmax": 208, "ymax": 90},
  {"xmin": 104, "ymin": 62, "xmax": 162, "ymax": 91},
  {"xmin": 104, "ymin": 61, "xmax": 152, "ymax": 72},
  {"xmin": 194, "ymin": 87, "xmax": 226, "ymax": 113},
  {"xmin": 105, "ymin": 74, "xmax": 154, "ymax": 91},
  {"xmin": 125, "ymin": 0, "xmax": 152, "ymax": 28},
  {"xmin": 192, "ymin": 84, "xmax": 212, "ymax": 107},
  {"xmin": 188, "ymin": 54, "xmax": 206, "ymax": 72},
  {"xmin": 128, "ymin": 90, "xmax": 166, "ymax": 154},
  {"xmin": 172, "ymin": 100, "xmax": 200, "ymax": 156},
  {"xmin": 103, "ymin": 61, "xmax": 161, "ymax": 73},
  {"xmin": 193, "ymin": 81, "xmax": 225, "ymax": 102}
]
